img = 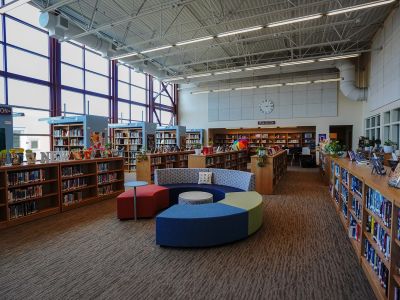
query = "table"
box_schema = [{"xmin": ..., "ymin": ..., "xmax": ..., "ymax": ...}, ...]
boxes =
[
  {"xmin": 178, "ymin": 191, "xmax": 213, "ymax": 205},
  {"xmin": 124, "ymin": 181, "xmax": 148, "ymax": 220}
]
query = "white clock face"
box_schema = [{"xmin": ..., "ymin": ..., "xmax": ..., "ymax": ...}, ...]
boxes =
[{"xmin": 259, "ymin": 99, "xmax": 274, "ymax": 114}]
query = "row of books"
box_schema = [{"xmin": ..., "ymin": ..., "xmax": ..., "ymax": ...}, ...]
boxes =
[
  {"xmin": 341, "ymin": 168, "xmax": 349, "ymax": 185},
  {"xmin": 54, "ymin": 138, "xmax": 69, "ymax": 146},
  {"xmin": 341, "ymin": 184, "xmax": 348, "ymax": 218},
  {"xmin": 366, "ymin": 188, "xmax": 392, "ymax": 228},
  {"xmin": 9, "ymin": 200, "xmax": 38, "ymax": 219},
  {"xmin": 61, "ymin": 166, "xmax": 83, "ymax": 178},
  {"xmin": 366, "ymin": 215, "xmax": 391, "ymax": 259},
  {"xmin": 63, "ymin": 192, "xmax": 83, "ymax": 206},
  {"xmin": 151, "ymin": 157, "xmax": 162, "ymax": 165},
  {"xmin": 54, "ymin": 128, "xmax": 84, "ymax": 137},
  {"xmin": 351, "ymin": 176, "xmax": 363, "ymax": 197},
  {"xmin": 8, "ymin": 186, "xmax": 43, "ymax": 202},
  {"xmin": 8, "ymin": 170, "xmax": 45, "ymax": 186},
  {"xmin": 114, "ymin": 131, "xmax": 142, "ymax": 138},
  {"xmin": 156, "ymin": 140, "xmax": 177, "ymax": 145},
  {"xmin": 156, "ymin": 133, "xmax": 176, "ymax": 138},
  {"xmin": 364, "ymin": 239, "xmax": 389, "ymax": 296},
  {"xmin": 115, "ymin": 138, "xmax": 143, "ymax": 145},
  {"xmin": 351, "ymin": 195, "xmax": 362, "ymax": 220},
  {"xmin": 70, "ymin": 138, "xmax": 84, "ymax": 146},
  {"xmin": 98, "ymin": 163, "xmax": 109, "ymax": 172},
  {"xmin": 186, "ymin": 134, "xmax": 200, "ymax": 139},
  {"xmin": 334, "ymin": 164, "xmax": 340, "ymax": 177},
  {"xmin": 97, "ymin": 173, "xmax": 118, "ymax": 184},
  {"xmin": 62, "ymin": 178, "xmax": 87, "ymax": 191},
  {"xmin": 98, "ymin": 185, "xmax": 114, "ymax": 196},
  {"xmin": 349, "ymin": 215, "xmax": 361, "ymax": 241}
]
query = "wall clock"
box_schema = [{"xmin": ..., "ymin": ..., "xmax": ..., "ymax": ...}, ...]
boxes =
[{"xmin": 259, "ymin": 99, "xmax": 274, "ymax": 114}]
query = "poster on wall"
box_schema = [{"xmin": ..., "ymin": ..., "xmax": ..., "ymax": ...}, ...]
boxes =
[{"xmin": 318, "ymin": 134, "xmax": 327, "ymax": 142}]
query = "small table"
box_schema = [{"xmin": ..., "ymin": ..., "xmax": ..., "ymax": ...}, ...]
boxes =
[
  {"xmin": 124, "ymin": 181, "xmax": 148, "ymax": 220},
  {"xmin": 178, "ymin": 191, "xmax": 213, "ymax": 205}
]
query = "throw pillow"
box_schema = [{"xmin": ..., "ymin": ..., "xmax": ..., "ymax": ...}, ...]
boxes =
[{"xmin": 198, "ymin": 172, "xmax": 212, "ymax": 185}]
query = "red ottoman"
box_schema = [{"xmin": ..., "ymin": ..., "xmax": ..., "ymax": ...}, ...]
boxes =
[{"xmin": 117, "ymin": 184, "xmax": 169, "ymax": 219}]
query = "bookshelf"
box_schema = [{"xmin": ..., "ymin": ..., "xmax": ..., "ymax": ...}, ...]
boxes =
[
  {"xmin": 0, "ymin": 157, "xmax": 124, "ymax": 229},
  {"xmin": 185, "ymin": 129, "xmax": 204, "ymax": 149},
  {"xmin": 209, "ymin": 127, "xmax": 316, "ymax": 153},
  {"xmin": 156, "ymin": 126, "xmax": 186, "ymax": 149},
  {"xmin": 319, "ymin": 151, "xmax": 332, "ymax": 185},
  {"xmin": 109, "ymin": 122, "xmax": 157, "ymax": 172},
  {"xmin": 136, "ymin": 150, "xmax": 194, "ymax": 183},
  {"xmin": 250, "ymin": 150, "xmax": 287, "ymax": 195},
  {"xmin": 188, "ymin": 150, "xmax": 248, "ymax": 171},
  {"xmin": 48, "ymin": 115, "xmax": 108, "ymax": 151},
  {"xmin": 0, "ymin": 163, "xmax": 60, "ymax": 229},
  {"xmin": 328, "ymin": 156, "xmax": 400, "ymax": 300}
]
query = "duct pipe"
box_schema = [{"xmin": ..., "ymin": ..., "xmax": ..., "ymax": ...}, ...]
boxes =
[{"xmin": 336, "ymin": 60, "xmax": 367, "ymax": 101}]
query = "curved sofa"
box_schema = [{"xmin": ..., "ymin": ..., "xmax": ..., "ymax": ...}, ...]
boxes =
[{"xmin": 154, "ymin": 168, "xmax": 262, "ymax": 247}]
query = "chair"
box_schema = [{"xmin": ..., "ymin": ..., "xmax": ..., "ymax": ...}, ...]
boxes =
[{"xmin": 289, "ymin": 147, "xmax": 302, "ymax": 166}]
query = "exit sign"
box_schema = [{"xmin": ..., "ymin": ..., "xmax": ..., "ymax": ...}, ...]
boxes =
[{"xmin": 258, "ymin": 121, "xmax": 276, "ymax": 125}]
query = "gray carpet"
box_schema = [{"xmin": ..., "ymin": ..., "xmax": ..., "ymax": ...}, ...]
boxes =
[{"xmin": 0, "ymin": 167, "xmax": 375, "ymax": 300}]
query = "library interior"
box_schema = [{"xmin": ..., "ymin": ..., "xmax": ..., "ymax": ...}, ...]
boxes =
[{"xmin": 1, "ymin": 1, "xmax": 400, "ymax": 299}]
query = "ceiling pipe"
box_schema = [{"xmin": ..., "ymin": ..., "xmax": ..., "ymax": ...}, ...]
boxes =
[
  {"xmin": 39, "ymin": 11, "xmax": 169, "ymax": 78},
  {"xmin": 336, "ymin": 60, "xmax": 367, "ymax": 101}
]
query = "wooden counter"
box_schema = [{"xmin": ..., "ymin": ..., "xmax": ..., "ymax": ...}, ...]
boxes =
[{"xmin": 250, "ymin": 150, "xmax": 287, "ymax": 195}]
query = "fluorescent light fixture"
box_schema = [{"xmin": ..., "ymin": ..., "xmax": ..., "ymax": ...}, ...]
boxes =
[
  {"xmin": 214, "ymin": 69, "xmax": 242, "ymax": 75},
  {"xmin": 327, "ymin": 0, "xmax": 395, "ymax": 16},
  {"xmin": 259, "ymin": 83, "xmax": 283, "ymax": 88},
  {"xmin": 176, "ymin": 36, "xmax": 214, "ymax": 46},
  {"xmin": 166, "ymin": 77, "xmax": 184, "ymax": 81},
  {"xmin": 318, "ymin": 53, "xmax": 360, "ymax": 61},
  {"xmin": 110, "ymin": 52, "xmax": 138, "ymax": 60},
  {"xmin": 268, "ymin": 14, "xmax": 322, "ymax": 28},
  {"xmin": 140, "ymin": 45, "xmax": 173, "ymax": 54},
  {"xmin": 280, "ymin": 60, "xmax": 315, "ymax": 66},
  {"xmin": 213, "ymin": 88, "xmax": 233, "ymax": 92},
  {"xmin": 191, "ymin": 90, "xmax": 210, "ymax": 95},
  {"xmin": 186, "ymin": 73, "xmax": 212, "ymax": 79},
  {"xmin": 235, "ymin": 86, "xmax": 257, "ymax": 90},
  {"xmin": 0, "ymin": 0, "xmax": 30, "ymax": 14},
  {"xmin": 245, "ymin": 64, "xmax": 276, "ymax": 71},
  {"xmin": 286, "ymin": 81, "xmax": 312, "ymax": 86},
  {"xmin": 217, "ymin": 26, "xmax": 263, "ymax": 38},
  {"xmin": 313, "ymin": 78, "xmax": 341, "ymax": 83}
]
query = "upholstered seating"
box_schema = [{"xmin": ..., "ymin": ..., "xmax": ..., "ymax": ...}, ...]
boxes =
[{"xmin": 117, "ymin": 184, "xmax": 169, "ymax": 219}]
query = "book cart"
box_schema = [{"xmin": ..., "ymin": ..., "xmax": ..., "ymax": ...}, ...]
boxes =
[
  {"xmin": 109, "ymin": 122, "xmax": 157, "ymax": 172},
  {"xmin": 136, "ymin": 151, "xmax": 194, "ymax": 183},
  {"xmin": 48, "ymin": 115, "xmax": 108, "ymax": 152},
  {"xmin": 327, "ymin": 155, "xmax": 400, "ymax": 300},
  {"xmin": 0, "ymin": 157, "xmax": 124, "ymax": 229}
]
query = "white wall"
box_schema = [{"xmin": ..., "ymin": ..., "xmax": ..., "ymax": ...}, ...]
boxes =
[{"xmin": 179, "ymin": 88, "xmax": 363, "ymax": 150}]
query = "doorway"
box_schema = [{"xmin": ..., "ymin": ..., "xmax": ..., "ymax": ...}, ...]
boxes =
[{"xmin": 329, "ymin": 125, "xmax": 353, "ymax": 150}]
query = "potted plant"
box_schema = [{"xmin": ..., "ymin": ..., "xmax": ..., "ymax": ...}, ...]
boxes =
[
  {"xmin": 25, "ymin": 149, "xmax": 36, "ymax": 164},
  {"xmin": 193, "ymin": 143, "xmax": 202, "ymax": 155},
  {"xmin": 325, "ymin": 141, "xmax": 341, "ymax": 157},
  {"xmin": 384, "ymin": 140, "xmax": 397, "ymax": 153},
  {"xmin": 256, "ymin": 147, "xmax": 267, "ymax": 167}
]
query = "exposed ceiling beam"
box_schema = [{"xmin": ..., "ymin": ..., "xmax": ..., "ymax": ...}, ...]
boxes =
[{"xmin": 41, "ymin": 0, "xmax": 77, "ymax": 12}]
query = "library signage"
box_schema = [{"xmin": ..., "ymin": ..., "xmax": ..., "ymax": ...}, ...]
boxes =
[{"xmin": 258, "ymin": 121, "xmax": 276, "ymax": 125}]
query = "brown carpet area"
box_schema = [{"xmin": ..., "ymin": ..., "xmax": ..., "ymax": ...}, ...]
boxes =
[{"xmin": 0, "ymin": 167, "xmax": 375, "ymax": 300}]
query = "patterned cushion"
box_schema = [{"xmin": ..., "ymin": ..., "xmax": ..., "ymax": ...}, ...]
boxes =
[
  {"xmin": 155, "ymin": 168, "xmax": 208, "ymax": 185},
  {"xmin": 211, "ymin": 169, "xmax": 255, "ymax": 191},
  {"xmin": 198, "ymin": 172, "xmax": 212, "ymax": 184}
]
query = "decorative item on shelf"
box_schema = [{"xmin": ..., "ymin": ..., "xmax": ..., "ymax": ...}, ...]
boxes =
[
  {"xmin": 72, "ymin": 150, "xmax": 83, "ymax": 160},
  {"xmin": 9, "ymin": 148, "xmax": 24, "ymax": 165},
  {"xmin": 25, "ymin": 149, "xmax": 36, "ymax": 164},
  {"xmin": 388, "ymin": 163, "xmax": 400, "ymax": 188},
  {"xmin": 0, "ymin": 150, "xmax": 7, "ymax": 166},
  {"xmin": 193, "ymin": 143, "xmax": 202, "ymax": 155},
  {"xmin": 370, "ymin": 155, "xmax": 386, "ymax": 176},
  {"xmin": 104, "ymin": 143, "xmax": 112, "ymax": 158},
  {"xmin": 40, "ymin": 152, "xmax": 50, "ymax": 163},
  {"xmin": 256, "ymin": 147, "xmax": 267, "ymax": 167},
  {"xmin": 231, "ymin": 138, "xmax": 248, "ymax": 151},
  {"xmin": 384, "ymin": 139, "xmax": 397, "ymax": 153},
  {"xmin": 83, "ymin": 148, "xmax": 92, "ymax": 160}
]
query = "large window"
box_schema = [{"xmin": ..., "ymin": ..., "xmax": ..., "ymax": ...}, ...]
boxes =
[{"xmin": 0, "ymin": 2, "xmax": 177, "ymax": 153}]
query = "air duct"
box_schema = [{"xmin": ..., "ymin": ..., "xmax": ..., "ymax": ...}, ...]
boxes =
[{"xmin": 336, "ymin": 60, "xmax": 367, "ymax": 101}]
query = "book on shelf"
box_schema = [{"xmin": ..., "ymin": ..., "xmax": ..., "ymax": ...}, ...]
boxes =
[
  {"xmin": 8, "ymin": 185, "xmax": 43, "ymax": 203},
  {"xmin": 63, "ymin": 192, "xmax": 83, "ymax": 206},
  {"xmin": 98, "ymin": 163, "xmax": 109, "ymax": 172},
  {"xmin": 97, "ymin": 172, "xmax": 118, "ymax": 184},
  {"xmin": 8, "ymin": 170, "xmax": 45, "ymax": 186},
  {"xmin": 366, "ymin": 215, "xmax": 391, "ymax": 259},
  {"xmin": 9, "ymin": 200, "xmax": 38, "ymax": 219},
  {"xmin": 98, "ymin": 185, "xmax": 114, "ymax": 196},
  {"xmin": 62, "ymin": 165, "xmax": 83, "ymax": 177},
  {"xmin": 366, "ymin": 188, "xmax": 392, "ymax": 228},
  {"xmin": 349, "ymin": 215, "xmax": 361, "ymax": 241},
  {"xmin": 62, "ymin": 178, "xmax": 87, "ymax": 191},
  {"xmin": 364, "ymin": 239, "xmax": 389, "ymax": 296}
]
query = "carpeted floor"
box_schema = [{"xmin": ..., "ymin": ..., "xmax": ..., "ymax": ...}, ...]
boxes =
[{"xmin": 0, "ymin": 167, "xmax": 375, "ymax": 300}]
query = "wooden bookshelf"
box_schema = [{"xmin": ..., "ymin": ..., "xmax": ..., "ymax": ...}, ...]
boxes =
[
  {"xmin": 209, "ymin": 127, "xmax": 316, "ymax": 154},
  {"xmin": 156, "ymin": 126, "xmax": 186, "ymax": 149},
  {"xmin": 0, "ymin": 157, "xmax": 124, "ymax": 229},
  {"xmin": 250, "ymin": 150, "xmax": 287, "ymax": 195},
  {"xmin": 328, "ymin": 156, "xmax": 400, "ymax": 300},
  {"xmin": 188, "ymin": 150, "xmax": 248, "ymax": 171},
  {"xmin": 109, "ymin": 122, "xmax": 156, "ymax": 172},
  {"xmin": 186, "ymin": 129, "xmax": 204, "ymax": 149},
  {"xmin": 53, "ymin": 123, "xmax": 85, "ymax": 151},
  {"xmin": 136, "ymin": 151, "xmax": 194, "ymax": 183}
]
